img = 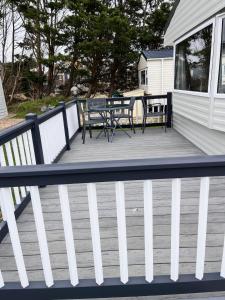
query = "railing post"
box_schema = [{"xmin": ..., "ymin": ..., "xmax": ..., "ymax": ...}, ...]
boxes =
[
  {"xmin": 58, "ymin": 101, "xmax": 71, "ymax": 151},
  {"xmin": 166, "ymin": 92, "xmax": 172, "ymax": 128},
  {"xmin": 25, "ymin": 113, "xmax": 44, "ymax": 165}
]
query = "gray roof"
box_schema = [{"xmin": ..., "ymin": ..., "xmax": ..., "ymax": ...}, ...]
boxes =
[{"xmin": 142, "ymin": 48, "xmax": 173, "ymax": 60}]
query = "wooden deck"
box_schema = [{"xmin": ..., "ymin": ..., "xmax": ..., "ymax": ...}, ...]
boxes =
[{"xmin": 1, "ymin": 127, "xmax": 225, "ymax": 299}]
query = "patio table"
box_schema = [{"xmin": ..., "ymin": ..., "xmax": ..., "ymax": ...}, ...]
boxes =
[{"xmin": 90, "ymin": 103, "xmax": 131, "ymax": 142}]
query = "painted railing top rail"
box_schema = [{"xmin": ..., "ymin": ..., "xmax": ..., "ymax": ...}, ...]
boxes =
[
  {"xmin": 0, "ymin": 155, "xmax": 225, "ymax": 187},
  {"xmin": 0, "ymin": 100, "xmax": 78, "ymax": 147},
  {"xmin": 0, "ymin": 119, "xmax": 33, "ymax": 146}
]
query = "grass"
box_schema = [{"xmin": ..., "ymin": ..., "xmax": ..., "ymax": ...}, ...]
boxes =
[{"xmin": 8, "ymin": 95, "xmax": 70, "ymax": 118}]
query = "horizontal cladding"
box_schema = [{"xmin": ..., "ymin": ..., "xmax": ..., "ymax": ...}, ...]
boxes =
[
  {"xmin": 212, "ymin": 97, "xmax": 225, "ymax": 132},
  {"xmin": 148, "ymin": 60, "xmax": 162, "ymax": 95},
  {"xmin": 164, "ymin": 0, "xmax": 224, "ymax": 45},
  {"xmin": 174, "ymin": 113, "xmax": 225, "ymax": 155},
  {"xmin": 173, "ymin": 92, "xmax": 209, "ymax": 127},
  {"xmin": 162, "ymin": 60, "xmax": 174, "ymax": 93}
]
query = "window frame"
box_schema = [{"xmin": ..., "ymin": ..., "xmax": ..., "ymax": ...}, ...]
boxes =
[
  {"xmin": 214, "ymin": 13, "xmax": 225, "ymax": 98},
  {"xmin": 174, "ymin": 18, "xmax": 215, "ymax": 97},
  {"xmin": 139, "ymin": 68, "xmax": 148, "ymax": 86}
]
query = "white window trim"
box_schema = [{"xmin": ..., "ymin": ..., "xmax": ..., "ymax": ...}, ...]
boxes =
[
  {"xmin": 173, "ymin": 18, "xmax": 215, "ymax": 98},
  {"xmin": 213, "ymin": 13, "xmax": 225, "ymax": 98},
  {"xmin": 139, "ymin": 68, "xmax": 148, "ymax": 86}
]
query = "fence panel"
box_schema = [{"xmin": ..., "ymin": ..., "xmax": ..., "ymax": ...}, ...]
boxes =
[
  {"xmin": 66, "ymin": 103, "xmax": 79, "ymax": 139},
  {"xmin": 0, "ymin": 156, "xmax": 225, "ymax": 298},
  {"xmin": 39, "ymin": 112, "xmax": 66, "ymax": 164}
]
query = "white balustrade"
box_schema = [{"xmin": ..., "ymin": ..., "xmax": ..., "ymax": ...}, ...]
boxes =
[
  {"xmin": 39, "ymin": 112, "xmax": 66, "ymax": 163},
  {"xmin": 87, "ymin": 183, "xmax": 103, "ymax": 285},
  {"xmin": 29, "ymin": 186, "xmax": 54, "ymax": 287},
  {"xmin": 58, "ymin": 185, "xmax": 78, "ymax": 286},
  {"xmin": 0, "ymin": 270, "xmax": 4, "ymax": 288},
  {"xmin": 196, "ymin": 177, "xmax": 210, "ymax": 280},
  {"xmin": 1, "ymin": 187, "xmax": 29, "ymax": 287},
  {"xmin": 170, "ymin": 178, "xmax": 181, "ymax": 281},
  {"xmin": 115, "ymin": 181, "xmax": 128, "ymax": 284},
  {"xmin": 144, "ymin": 180, "xmax": 153, "ymax": 283},
  {"xmin": 5, "ymin": 142, "xmax": 21, "ymax": 205},
  {"xmin": 66, "ymin": 104, "xmax": 79, "ymax": 139}
]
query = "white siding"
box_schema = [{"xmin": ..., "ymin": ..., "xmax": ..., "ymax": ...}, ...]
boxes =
[
  {"xmin": 0, "ymin": 78, "xmax": 7, "ymax": 119},
  {"xmin": 138, "ymin": 57, "xmax": 173, "ymax": 95},
  {"xmin": 162, "ymin": 59, "xmax": 174, "ymax": 94},
  {"xmin": 164, "ymin": 0, "xmax": 225, "ymax": 45},
  {"xmin": 212, "ymin": 97, "xmax": 225, "ymax": 131},
  {"xmin": 148, "ymin": 60, "xmax": 162, "ymax": 95},
  {"xmin": 173, "ymin": 92, "xmax": 210, "ymax": 127},
  {"xmin": 174, "ymin": 113, "xmax": 225, "ymax": 155}
]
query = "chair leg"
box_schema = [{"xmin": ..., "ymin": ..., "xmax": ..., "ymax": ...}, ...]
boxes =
[
  {"xmin": 128, "ymin": 117, "xmax": 132, "ymax": 131},
  {"xmin": 131, "ymin": 112, "xmax": 135, "ymax": 134},
  {"xmin": 89, "ymin": 125, "xmax": 92, "ymax": 138},
  {"xmin": 142, "ymin": 117, "xmax": 146, "ymax": 133},
  {"xmin": 165, "ymin": 115, "xmax": 167, "ymax": 132},
  {"xmin": 83, "ymin": 126, "xmax": 86, "ymax": 144}
]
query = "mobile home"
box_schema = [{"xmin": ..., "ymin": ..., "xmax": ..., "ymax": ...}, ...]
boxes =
[
  {"xmin": 164, "ymin": 0, "xmax": 225, "ymax": 154},
  {"xmin": 138, "ymin": 48, "xmax": 174, "ymax": 95}
]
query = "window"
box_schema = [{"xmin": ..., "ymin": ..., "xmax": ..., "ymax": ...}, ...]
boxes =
[
  {"xmin": 218, "ymin": 19, "xmax": 225, "ymax": 93},
  {"xmin": 175, "ymin": 24, "xmax": 212, "ymax": 93},
  {"xmin": 140, "ymin": 69, "xmax": 147, "ymax": 85}
]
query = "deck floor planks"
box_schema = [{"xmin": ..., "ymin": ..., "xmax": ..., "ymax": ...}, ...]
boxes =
[{"xmin": 1, "ymin": 128, "xmax": 225, "ymax": 299}]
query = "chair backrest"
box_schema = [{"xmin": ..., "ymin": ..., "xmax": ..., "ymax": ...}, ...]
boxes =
[{"xmin": 87, "ymin": 98, "xmax": 106, "ymax": 111}]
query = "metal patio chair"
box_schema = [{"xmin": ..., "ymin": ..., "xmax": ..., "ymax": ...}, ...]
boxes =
[
  {"xmin": 142, "ymin": 98, "xmax": 167, "ymax": 133},
  {"xmin": 77, "ymin": 100, "xmax": 106, "ymax": 144},
  {"xmin": 113, "ymin": 97, "xmax": 136, "ymax": 133}
]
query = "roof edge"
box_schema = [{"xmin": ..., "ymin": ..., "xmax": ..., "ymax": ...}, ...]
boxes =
[{"xmin": 164, "ymin": 0, "xmax": 180, "ymax": 34}]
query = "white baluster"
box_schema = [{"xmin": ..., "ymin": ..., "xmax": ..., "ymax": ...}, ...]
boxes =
[
  {"xmin": 87, "ymin": 183, "xmax": 103, "ymax": 285},
  {"xmin": 0, "ymin": 145, "xmax": 15, "ymax": 210},
  {"xmin": 11, "ymin": 139, "xmax": 26, "ymax": 198},
  {"xmin": 171, "ymin": 178, "xmax": 181, "ymax": 281},
  {"xmin": 1, "ymin": 188, "xmax": 29, "ymax": 287},
  {"xmin": 17, "ymin": 135, "xmax": 28, "ymax": 193},
  {"xmin": 0, "ymin": 189, "xmax": 6, "ymax": 221},
  {"xmin": 0, "ymin": 270, "xmax": 4, "ymax": 288},
  {"xmin": 22, "ymin": 133, "xmax": 32, "ymax": 165},
  {"xmin": 5, "ymin": 142, "xmax": 21, "ymax": 205},
  {"xmin": 27, "ymin": 131, "xmax": 36, "ymax": 164},
  {"xmin": 29, "ymin": 186, "xmax": 54, "ymax": 287},
  {"xmin": 58, "ymin": 185, "xmax": 78, "ymax": 286},
  {"xmin": 144, "ymin": 180, "xmax": 153, "ymax": 283},
  {"xmin": 115, "ymin": 181, "xmax": 128, "ymax": 284},
  {"xmin": 196, "ymin": 177, "xmax": 210, "ymax": 280},
  {"xmin": 17, "ymin": 135, "xmax": 27, "ymax": 165}
]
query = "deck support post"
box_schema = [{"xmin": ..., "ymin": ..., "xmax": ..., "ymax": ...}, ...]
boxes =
[
  {"xmin": 59, "ymin": 101, "xmax": 71, "ymax": 151},
  {"xmin": 166, "ymin": 92, "xmax": 172, "ymax": 128},
  {"xmin": 25, "ymin": 113, "xmax": 44, "ymax": 165}
]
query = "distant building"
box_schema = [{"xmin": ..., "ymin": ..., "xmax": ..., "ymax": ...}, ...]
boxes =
[
  {"xmin": 138, "ymin": 48, "xmax": 174, "ymax": 95},
  {"xmin": 0, "ymin": 77, "xmax": 7, "ymax": 119}
]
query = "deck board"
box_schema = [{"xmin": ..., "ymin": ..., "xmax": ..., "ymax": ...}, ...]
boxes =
[{"xmin": 1, "ymin": 127, "xmax": 225, "ymax": 299}]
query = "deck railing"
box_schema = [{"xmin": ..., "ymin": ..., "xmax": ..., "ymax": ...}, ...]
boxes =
[
  {"xmin": 0, "ymin": 156, "xmax": 225, "ymax": 298},
  {"xmin": 76, "ymin": 92, "xmax": 172, "ymax": 127},
  {"xmin": 0, "ymin": 100, "xmax": 79, "ymax": 241}
]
